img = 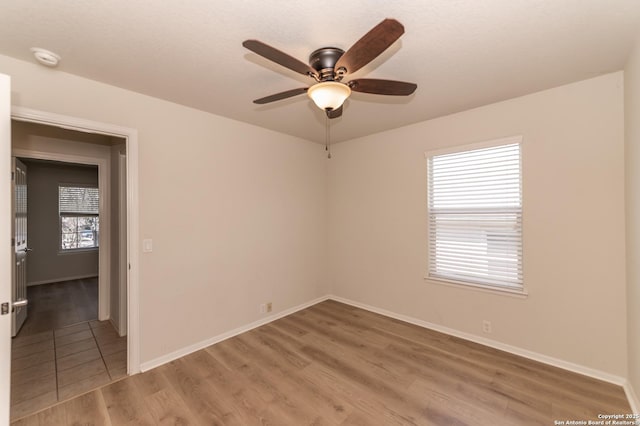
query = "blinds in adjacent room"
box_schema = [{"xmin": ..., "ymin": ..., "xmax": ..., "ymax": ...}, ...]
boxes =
[
  {"xmin": 59, "ymin": 186, "xmax": 99, "ymax": 215},
  {"xmin": 427, "ymin": 140, "xmax": 523, "ymax": 292}
]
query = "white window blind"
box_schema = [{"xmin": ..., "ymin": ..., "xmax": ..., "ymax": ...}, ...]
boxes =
[
  {"xmin": 59, "ymin": 186, "xmax": 99, "ymax": 215},
  {"xmin": 427, "ymin": 140, "xmax": 523, "ymax": 292}
]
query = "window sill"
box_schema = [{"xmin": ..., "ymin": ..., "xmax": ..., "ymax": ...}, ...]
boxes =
[
  {"xmin": 58, "ymin": 248, "xmax": 99, "ymax": 256},
  {"xmin": 424, "ymin": 276, "xmax": 528, "ymax": 299}
]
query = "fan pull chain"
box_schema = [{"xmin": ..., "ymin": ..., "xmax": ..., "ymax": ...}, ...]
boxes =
[{"xmin": 325, "ymin": 114, "xmax": 332, "ymax": 159}]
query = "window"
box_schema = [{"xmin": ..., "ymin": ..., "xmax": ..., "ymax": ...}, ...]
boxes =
[
  {"xmin": 427, "ymin": 137, "xmax": 523, "ymax": 293},
  {"xmin": 59, "ymin": 185, "xmax": 99, "ymax": 250}
]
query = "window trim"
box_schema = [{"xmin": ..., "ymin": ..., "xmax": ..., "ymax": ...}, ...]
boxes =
[
  {"xmin": 424, "ymin": 135, "xmax": 525, "ymax": 295},
  {"xmin": 426, "ymin": 275, "xmax": 528, "ymax": 298}
]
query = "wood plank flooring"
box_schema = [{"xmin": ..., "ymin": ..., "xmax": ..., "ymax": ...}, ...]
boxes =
[{"xmin": 12, "ymin": 300, "xmax": 631, "ymax": 425}]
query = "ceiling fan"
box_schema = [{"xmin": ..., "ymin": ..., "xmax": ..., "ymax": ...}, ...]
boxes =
[{"xmin": 243, "ymin": 18, "xmax": 417, "ymax": 119}]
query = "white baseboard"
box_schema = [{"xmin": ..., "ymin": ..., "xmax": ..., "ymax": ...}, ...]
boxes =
[
  {"xmin": 27, "ymin": 274, "xmax": 98, "ymax": 287},
  {"xmin": 139, "ymin": 295, "xmax": 331, "ymax": 372},
  {"xmin": 328, "ymin": 295, "xmax": 627, "ymax": 387},
  {"xmin": 624, "ymin": 381, "xmax": 640, "ymax": 414},
  {"xmin": 109, "ymin": 317, "xmax": 126, "ymax": 338}
]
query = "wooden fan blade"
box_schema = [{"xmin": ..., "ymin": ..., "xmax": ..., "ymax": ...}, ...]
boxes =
[
  {"xmin": 326, "ymin": 105, "xmax": 343, "ymax": 119},
  {"xmin": 349, "ymin": 79, "xmax": 417, "ymax": 96},
  {"xmin": 253, "ymin": 87, "xmax": 308, "ymax": 104},
  {"xmin": 335, "ymin": 19, "xmax": 404, "ymax": 75},
  {"xmin": 243, "ymin": 40, "xmax": 317, "ymax": 77}
]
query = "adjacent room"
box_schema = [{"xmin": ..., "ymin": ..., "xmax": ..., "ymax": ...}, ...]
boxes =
[{"xmin": 0, "ymin": 1, "xmax": 639, "ymax": 424}]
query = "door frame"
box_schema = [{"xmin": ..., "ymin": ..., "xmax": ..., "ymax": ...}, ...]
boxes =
[
  {"xmin": 11, "ymin": 106, "xmax": 140, "ymax": 374},
  {"xmin": 118, "ymin": 153, "xmax": 127, "ymax": 336},
  {"xmin": 1, "ymin": 73, "xmax": 11, "ymax": 425}
]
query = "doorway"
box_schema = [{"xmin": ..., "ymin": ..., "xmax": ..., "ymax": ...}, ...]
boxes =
[
  {"xmin": 9, "ymin": 118, "xmax": 135, "ymax": 421},
  {"xmin": 14, "ymin": 157, "xmax": 100, "ymax": 337}
]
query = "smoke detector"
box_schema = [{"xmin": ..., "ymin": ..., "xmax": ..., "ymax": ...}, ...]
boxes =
[{"xmin": 30, "ymin": 48, "xmax": 61, "ymax": 67}]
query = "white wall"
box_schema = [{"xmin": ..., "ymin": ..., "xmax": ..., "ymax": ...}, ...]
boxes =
[
  {"xmin": 328, "ymin": 73, "xmax": 627, "ymax": 377},
  {"xmin": 625, "ymin": 32, "xmax": 640, "ymax": 403},
  {"xmin": 1, "ymin": 54, "xmax": 328, "ymax": 364}
]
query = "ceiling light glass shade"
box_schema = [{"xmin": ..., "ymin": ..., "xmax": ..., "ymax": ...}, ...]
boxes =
[{"xmin": 307, "ymin": 82, "xmax": 351, "ymax": 110}]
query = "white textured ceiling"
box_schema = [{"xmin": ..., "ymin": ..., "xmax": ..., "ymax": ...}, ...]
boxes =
[{"xmin": 0, "ymin": 1, "xmax": 639, "ymax": 143}]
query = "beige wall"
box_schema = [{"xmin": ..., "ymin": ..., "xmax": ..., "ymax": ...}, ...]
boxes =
[
  {"xmin": 328, "ymin": 73, "xmax": 627, "ymax": 376},
  {"xmin": 20, "ymin": 159, "xmax": 99, "ymax": 285},
  {"xmin": 12, "ymin": 121, "xmax": 115, "ymax": 158},
  {"xmin": 625, "ymin": 33, "xmax": 640, "ymax": 400},
  {"xmin": 1, "ymin": 54, "xmax": 328, "ymax": 364}
]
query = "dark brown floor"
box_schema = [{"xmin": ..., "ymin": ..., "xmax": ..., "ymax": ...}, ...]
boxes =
[
  {"xmin": 17, "ymin": 278, "xmax": 98, "ymax": 337},
  {"xmin": 10, "ymin": 279, "xmax": 127, "ymax": 421},
  {"xmin": 12, "ymin": 300, "xmax": 631, "ymax": 425}
]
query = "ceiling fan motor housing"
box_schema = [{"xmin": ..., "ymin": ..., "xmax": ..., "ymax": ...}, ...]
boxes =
[{"xmin": 309, "ymin": 47, "xmax": 345, "ymax": 81}]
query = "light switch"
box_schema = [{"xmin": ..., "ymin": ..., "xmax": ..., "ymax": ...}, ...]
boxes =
[{"xmin": 143, "ymin": 239, "xmax": 153, "ymax": 253}]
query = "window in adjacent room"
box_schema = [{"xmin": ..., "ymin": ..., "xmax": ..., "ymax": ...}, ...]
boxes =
[
  {"xmin": 59, "ymin": 185, "xmax": 99, "ymax": 250},
  {"xmin": 426, "ymin": 136, "xmax": 523, "ymax": 293}
]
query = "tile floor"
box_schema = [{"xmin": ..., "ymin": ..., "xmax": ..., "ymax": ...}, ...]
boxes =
[{"xmin": 11, "ymin": 320, "xmax": 127, "ymax": 421}]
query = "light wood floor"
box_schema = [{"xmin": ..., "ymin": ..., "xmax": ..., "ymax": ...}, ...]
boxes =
[
  {"xmin": 11, "ymin": 279, "xmax": 127, "ymax": 421},
  {"xmin": 12, "ymin": 300, "xmax": 630, "ymax": 425}
]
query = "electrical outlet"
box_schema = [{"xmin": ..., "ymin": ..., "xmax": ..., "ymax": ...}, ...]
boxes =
[
  {"xmin": 482, "ymin": 320, "xmax": 492, "ymax": 334},
  {"xmin": 259, "ymin": 303, "xmax": 272, "ymax": 314}
]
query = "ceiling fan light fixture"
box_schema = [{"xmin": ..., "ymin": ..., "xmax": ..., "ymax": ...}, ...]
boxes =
[{"xmin": 307, "ymin": 81, "xmax": 351, "ymax": 111}]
